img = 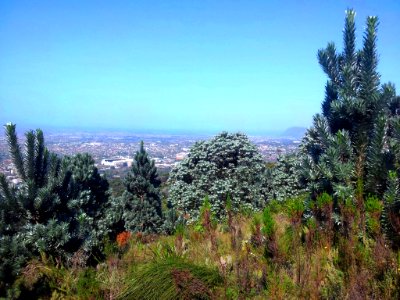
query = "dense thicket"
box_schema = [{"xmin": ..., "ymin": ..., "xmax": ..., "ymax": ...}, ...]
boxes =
[
  {"xmin": 0, "ymin": 124, "xmax": 113, "ymax": 294},
  {"xmin": 168, "ymin": 132, "xmax": 268, "ymax": 221},
  {"xmin": 266, "ymin": 154, "xmax": 306, "ymax": 201}
]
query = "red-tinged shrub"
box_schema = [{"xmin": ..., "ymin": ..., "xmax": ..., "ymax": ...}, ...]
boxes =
[{"xmin": 116, "ymin": 231, "xmax": 132, "ymax": 248}]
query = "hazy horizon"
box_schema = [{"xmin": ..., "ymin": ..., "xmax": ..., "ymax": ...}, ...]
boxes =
[
  {"xmin": 1, "ymin": 0, "xmax": 400, "ymax": 133},
  {"xmin": 0, "ymin": 122, "xmax": 303, "ymax": 139}
]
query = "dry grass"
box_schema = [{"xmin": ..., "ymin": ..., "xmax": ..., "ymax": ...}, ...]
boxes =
[{"xmin": 13, "ymin": 206, "xmax": 400, "ymax": 299}]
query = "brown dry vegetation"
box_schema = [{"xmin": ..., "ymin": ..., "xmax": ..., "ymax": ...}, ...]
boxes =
[{"xmin": 10, "ymin": 198, "xmax": 400, "ymax": 299}]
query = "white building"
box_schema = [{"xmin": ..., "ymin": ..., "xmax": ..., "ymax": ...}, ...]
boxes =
[{"xmin": 101, "ymin": 157, "xmax": 133, "ymax": 168}]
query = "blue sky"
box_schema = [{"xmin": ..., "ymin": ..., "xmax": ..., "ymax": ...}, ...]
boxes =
[{"xmin": 0, "ymin": 0, "xmax": 399, "ymax": 134}]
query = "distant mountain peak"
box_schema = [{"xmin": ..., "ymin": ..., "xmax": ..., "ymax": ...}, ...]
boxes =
[{"xmin": 280, "ymin": 127, "xmax": 307, "ymax": 139}]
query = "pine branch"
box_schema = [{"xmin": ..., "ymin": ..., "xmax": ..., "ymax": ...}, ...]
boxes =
[
  {"xmin": 318, "ymin": 43, "xmax": 340, "ymax": 85},
  {"xmin": 382, "ymin": 170, "xmax": 400, "ymax": 243},
  {"xmin": 360, "ymin": 16, "xmax": 380, "ymax": 103},
  {"xmin": 343, "ymin": 9, "xmax": 356, "ymax": 65},
  {"xmin": 35, "ymin": 129, "xmax": 45, "ymax": 186},
  {"xmin": 366, "ymin": 115, "xmax": 388, "ymax": 194},
  {"xmin": 0, "ymin": 173, "xmax": 14, "ymax": 202},
  {"xmin": 4, "ymin": 123, "xmax": 26, "ymax": 180},
  {"xmin": 25, "ymin": 131, "xmax": 36, "ymax": 182},
  {"xmin": 322, "ymin": 81, "xmax": 338, "ymax": 120}
]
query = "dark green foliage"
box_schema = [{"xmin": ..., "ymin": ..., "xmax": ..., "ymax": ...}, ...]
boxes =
[
  {"xmin": 163, "ymin": 200, "xmax": 182, "ymax": 235},
  {"xmin": 382, "ymin": 171, "xmax": 400, "ymax": 246},
  {"xmin": 121, "ymin": 141, "xmax": 163, "ymax": 233},
  {"xmin": 5, "ymin": 124, "xmax": 26, "ymax": 181},
  {"xmin": 313, "ymin": 192, "xmax": 334, "ymax": 238},
  {"xmin": 0, "ymin": 174, "xmax": 25, "ymax": 235},
  {"xmin": 109, "ymin": 177, "xmax": 125, "ymax": 197},
  {"xmin": 76, "ymin": 268, "xmax": 102, "ymax": 299},
  {"xmin": 301, "ymin": 118, "xmax": 356, "ymax": 199},
  {"xmin": 301, "ymin": 10, "xmax": 399, "ymax": 209},
  {"xmin": 0, "ymin": 235, "xmax": 30, "ymax": 290},
  {"xmin": 0, "ymin": 124, "xmax": 114, "ymax": 293},
  {"xmin": 300, "ymin": 10, "xmax": 400, "ymax": 249},
  {"xmin": 168, "ymin": 132, "xmax": 268, "ymax": 221},
  {"xmin": 62, "ymin": 153, "xmax": 112, "ymax": 253},
  {"xmin": 119, "ymin": 256, "xmax": 222, "ymax": 300}
]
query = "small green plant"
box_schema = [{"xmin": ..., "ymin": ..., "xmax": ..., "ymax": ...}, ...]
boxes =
[
  {"xmin": 262, "ymin": 207, "xmax": 276, "ymax": 238},
  {"xmin": 174, "ymin": 223, "xmax": 186, "ymax": 255},
  {"xmin": 103, "ymin": 236, "xmax": 119, "ymax": 257},
  {"xmin": 365, "ymin": 195, "xmax": 383, "ymax": 236},
  {"xmin": 225, "ymin": 194, "xmax": 234, "ymax": 232},
  {"xmin": 286, "ymin": 196, "xmax": 305, "ymax": 224},
  {"xmin": 225, "ymin": 287, "xmax": 240, "ymax": 299},
  {"xmin": 316, "ymin": 192, "xmax": 333, "ymax": 208},
  {"xmin": 199, "ymin": 196, "xmax": 217, "ymax": 251},
  {"xmin": 262, "ymin": 206, "xmax": 278, "ymax": 260},
  {"xmin": 306, "ymin": 217, "xmax": 317, "ymax": 231},
  {"xmin": 76, "ymin": 268, "xmax": 102, "ymax": 299},
  {"xmin": 365, "ymin": 195, "xmax": 383, "ymax": 214},
  {"xmin": 225, "ymin": 194, "xmax": 233, "ymax": 212},
  {"xmin": 267, "ymin": 199, "xmax": 283, "ymax": 214},
  {"xmin": 175, "ymin": 223, "xmax": 186, "ymax": 237}
]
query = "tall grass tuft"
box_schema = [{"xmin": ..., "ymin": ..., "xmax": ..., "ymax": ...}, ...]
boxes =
[{"xmin": 118, "ymin": 255, "xmax": 222, "ymax": 300}]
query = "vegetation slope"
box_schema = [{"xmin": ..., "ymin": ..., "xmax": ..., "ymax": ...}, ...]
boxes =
[{"xmin": 1, "ymin": 9, "xmax": 400, "ymax": 300}]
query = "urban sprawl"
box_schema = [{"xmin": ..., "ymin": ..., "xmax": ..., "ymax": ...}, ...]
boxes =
[{"xmin": 0, "ymin": 132, "xmax": 300, "ymax": 183}]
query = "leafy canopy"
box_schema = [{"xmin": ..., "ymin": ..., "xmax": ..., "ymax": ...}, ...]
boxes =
[{"xmin": 168, "ymin": 132, "xmax": 268, "ymax": 221}]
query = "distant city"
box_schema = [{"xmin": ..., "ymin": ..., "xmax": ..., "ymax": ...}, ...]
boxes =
[{"xmin": 0, "ymin": 130, "xmax": 305, "ymax": 183}]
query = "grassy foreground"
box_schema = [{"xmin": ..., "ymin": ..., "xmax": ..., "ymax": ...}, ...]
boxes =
[{"xmin": 9, "ymin": 199, "xmax": 400, "ymax": 299}]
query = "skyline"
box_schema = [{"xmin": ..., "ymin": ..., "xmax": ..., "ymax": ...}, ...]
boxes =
[{"xmin": 1, "ymin": 1, "xmax": 400, "ymax": 134}]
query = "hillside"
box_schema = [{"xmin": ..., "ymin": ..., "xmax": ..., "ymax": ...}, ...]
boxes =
[
  {"xmin": 280, "ymin": 127, "xmax": 307, "ymax": 139},
  {"xmin": 1, "ymin": 8, "xmax": 400, "ymax": 300}
]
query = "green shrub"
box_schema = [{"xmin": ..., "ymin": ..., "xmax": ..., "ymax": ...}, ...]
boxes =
[
  {"xmin": 365, "ymin": 195, "xmax": 383, "ymax": 214},
  {"xmin": 286, "ymin": 196, "xmax": 305, "ymax": 223},
  {"xmin": 316, "ymin": 192, "xmax": 333, "ymax": 208},
  {"xmin": 251, "ymin": 213, "xmax": 263, "ymax": 247},
  {"xmin": 267, "ymin": 199, "xmax": 284, "ymax": 214},
  {"xmin": 76, "ymin": 268, "xmax": 102, "ymax": 299}
]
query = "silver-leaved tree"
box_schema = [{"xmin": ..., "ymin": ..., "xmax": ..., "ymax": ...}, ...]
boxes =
[{"xmin": 168, "ymin": 132, "xmax": 269, "ymax": 222}]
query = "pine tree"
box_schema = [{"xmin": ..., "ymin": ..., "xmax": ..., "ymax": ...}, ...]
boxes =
[
  {"xmin": 62, "ymin": 153, "xmax": 112, "ymax": 255},
  {"xmin": 301, "ymin": 10, "xmax": 398, "ymax": 199},
  {"xmin": 300, "ymin": 10, "xmax": 400, "ymax": 246},
  {"xmin": 0, "ymin": 124, "xmax": 115, "ymax": 292},
  {"xmin": 122, "ymin": 141, "xmax": 163, "ymax": 233}
]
